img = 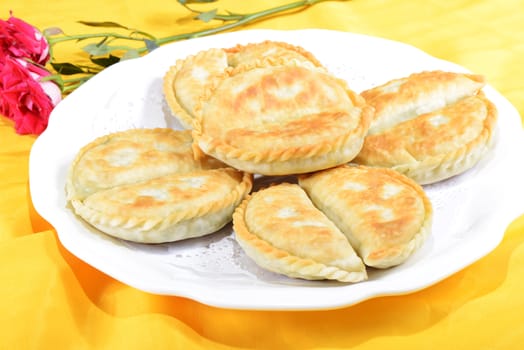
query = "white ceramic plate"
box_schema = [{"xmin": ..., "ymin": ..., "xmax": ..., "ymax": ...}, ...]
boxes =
[{"xmin": 30, "ymin": 29, "xmax": 524, "ymax": 310}]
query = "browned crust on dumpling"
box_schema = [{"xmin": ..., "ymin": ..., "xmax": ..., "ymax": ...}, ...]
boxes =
[
  {"xmin": 233, "ymin": 183, "xmax": 367, "ymax": 282},
  {"xmin": 361, "ymin": 70, "xmax": 486, "ymax": 135},
  {"xmin": 163, "ymin": 48, "xmax": 228, "ymax": 129},
  {"xmin": 66, "ymin": 128, "xmax": 253, "ymax": 243},
  {"xmin": 224, "ymin": 40, "xmax": 325, "ymax": 69},
  {"xmin": 163, "ymin": 41, "xmax": 326, "ymax": 129},
  {"xmin": 66, "ymin": 128, "xmax": 224, "ymax": 200},
  {"xmin": 71, "ymin": 168, "xmax": 252, "ymax": 243},
  {"xmin": 299, "ymin": 164, "xmax": 432, "ymax": 268},
  {"xmin": 355, "ymin": 92, "xmax": 498, "ymax": 184},
  {"xmin": 192, "ymin": 59, "xmax": 373, "ymax": 175}
]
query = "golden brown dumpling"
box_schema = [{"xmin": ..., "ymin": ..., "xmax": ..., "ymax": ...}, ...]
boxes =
[
  {"xmin": 193, "ymin": 61, "xmax": 373, "ymax": 175},
  {"xmin": 225, "ymin": 40, "xmax": 325, "ymax": 70},
  {"xmin": 163, "ymin": 41, "xmax": 325, "ymax": 129},
  {"xmin": 299, "ymin": 165, "xmax": 432, "ymax": 268},
  {"xmin": 356, "ymin": 70, "xmax": 497, "ymax": 184},
  {"xmin": 163, "ymin": 48, "xmax": 228, "ymax": 129},
  {"xmin": 66, "ymin": 128, "xmax": 253, "ymax": 243},
  {"xmin": 233, "ymin": 183, "xmax": 367, "ymax": 282}
]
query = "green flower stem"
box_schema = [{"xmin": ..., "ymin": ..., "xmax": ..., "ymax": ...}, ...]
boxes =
[
  {"xmin": 42, "ymin": 73, "xmax": 96, "ymax": 93},
  {"xmin": 45, "ymin": 0, "xmax": 345, "ymax": 93},
  {"xmin": 45, "ymin": 32, "xmax": 152, "ymax": 60},
  {"xmin": 61, "ymin": 77, "xmax": 92, "ymax": 93},
  {"xmin": 47, "ymin": 0, "xmax": 335, "ymax": 50},
  {"xmin": 155, "ymin": 0, "xmax": 333, "ymax": 46},
  {"xmin": 46, "ymin": 32, "xmax": 152, "ymax": 45}
]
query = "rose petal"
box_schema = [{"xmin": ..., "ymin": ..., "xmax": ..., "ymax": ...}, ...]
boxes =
[
  {"xmin": 0, "ymin": 56, "xmax": 58, "ymax": 135},
  {"xmin": 0, "ymin": 14, "xmax": 50, "ymax": 65}
]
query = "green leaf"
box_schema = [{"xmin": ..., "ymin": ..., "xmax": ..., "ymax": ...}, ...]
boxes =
[
  {"xmin": 78, "ymin": 21, "xmax": 129, "ymax": 29},
  {"xmin": 50, "ymin": 62, "xmax": 86, "ymax": 75},
  {"xmin": 144, "ymin": 39, "xmax": 160, "ymax": 52},
  {"xmin": 121, "ymin": 49, "xmax": 141, "ymax": 60},
  {"xmin": 90, "ymin": 55, "xmax": 121, "ymax": 68},
  {"xmin": 196, "ymin": 9, "xmax": 218, "ymax": 22},
  {"xmin": 82, "ymin": 43, "xmax": 111, "ymax": 56}
]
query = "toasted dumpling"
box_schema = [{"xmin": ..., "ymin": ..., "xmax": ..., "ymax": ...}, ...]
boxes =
[
  {"xmin": 225, "ymin": 40, "xmax": 325, "ymax": 70},
  {"xmin": 163, "ymin": 48, "xmax": 229, "ymax": 129},
  {"xmin": 356, "ymin": 70, "xmax": 496, "ymax": 184},
  {"xmin": 233, "ymin": 183, "xmax": 367, "ymax": 282},
  {"xmin": 299, "ymin": 165, "xmax": 432, "ymax": 268},
  {"xmin": 66, "ymin": 128, "xmax": 253, "ymax": 243},
  {"xmin": 66, "ymin": 128, "xmax": 224, "ymax": 200},
  {"xmin": 163, "ymin": 41, "xmax": 325, "ymax": 129},
  {"xmin": 193, "ymin": 62, "xmax": 373, "ymax": 175},
  {"xmin": 355, "ymin": 92, "xmax": 498, "ymax": 184},
  {"xmin": 361, "ymin": 70, "xmax": 486, "ymax": 135}
]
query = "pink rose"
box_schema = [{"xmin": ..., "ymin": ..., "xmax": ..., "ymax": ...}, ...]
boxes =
[
  {"xmin": 0, "ymin": 13, "xmax": 50, "ymax": 64},
  {"xmin": 0, "ymin": 56, "xmax": 61, "ymax": 135}
]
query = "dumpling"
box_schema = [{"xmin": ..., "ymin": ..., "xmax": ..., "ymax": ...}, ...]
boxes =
[
  {"xmin": 66, "ymin": 128, "xmax": 253, "ymax": 243},
  {"xmin": 192, "ymin": 61, "xmax": 373, "ymax": 175},
  {"xmin": 356, "ymin": 70, "xmax": 497, "ymax": 184},
  {"xmin": 225, "ymin": 40, "xmax": 325, "ymax": 70},
  {"xmin": 163, "ymin": 40, "xmax": 325, "ymax": 129},
  {"xmin": 233, "ymin": 183, "xmax": 367, "ymax": 282},
  {"xmin": 361, "ymin": 70, "xmax": 486, "ymax": 135},
  {"xmin": 163, "ymin": 48, "xmax": 229, "ymax": 129},
  {"xmin": 298, "ymin": 165, "xmax": 432, "ymax": 268}
]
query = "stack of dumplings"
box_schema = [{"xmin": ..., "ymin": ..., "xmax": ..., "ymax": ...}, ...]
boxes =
[
  {"xmin": 66, "ymin": 40, "xmax": 498, "ymax": 284},
  {"xmin": 66, "ymin": 128, "xmax": 253, "ymax": 243},
  {"xmin": 355, "ymin": 70, "xmax": 498, "ymax": 184},
  {"xmin": 164, "ymin": 40, "xmax": 373, "ymax": 175}
]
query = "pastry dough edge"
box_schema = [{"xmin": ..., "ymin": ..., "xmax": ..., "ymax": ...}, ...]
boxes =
[
  {"xmin": 365, "ymin": 166, "xmax": 433, "ymax": 268},
  {"xmin": 357, "ymin": 94, "xmax": 498, "ymax": 184},
  {"xmin": 224, "ymin": 40, "xmax": 326, "ymax": 70},
  {"xmin": 192, "ymin": 91, "xmax": 373, "ymax": 175},
  {"xmin": 196, "ymin": 123, "xmax": 369, "ymax": 175},
  {"xmin": 162, "ymin": 60, "xmax": 199, "ymax": 129},
  {"xmin": 232, "ymin": 194, "xmax": 368, "ymax": 283},
  {"xmin": 299, "ymin": 165, "xmax": 433, "ymax": 268},
  {"xmin": 70, "ymin": 170, "xmax": 253, "ymax": 244},
  {"xmin": 66, "ymin": 127, "xmax": 192, "ymax": 201}
]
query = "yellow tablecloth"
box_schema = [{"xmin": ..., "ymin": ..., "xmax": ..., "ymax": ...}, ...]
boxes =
[{"xmin": 1, "ymin": 0, "xmax": 524, "ymax": 348}]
